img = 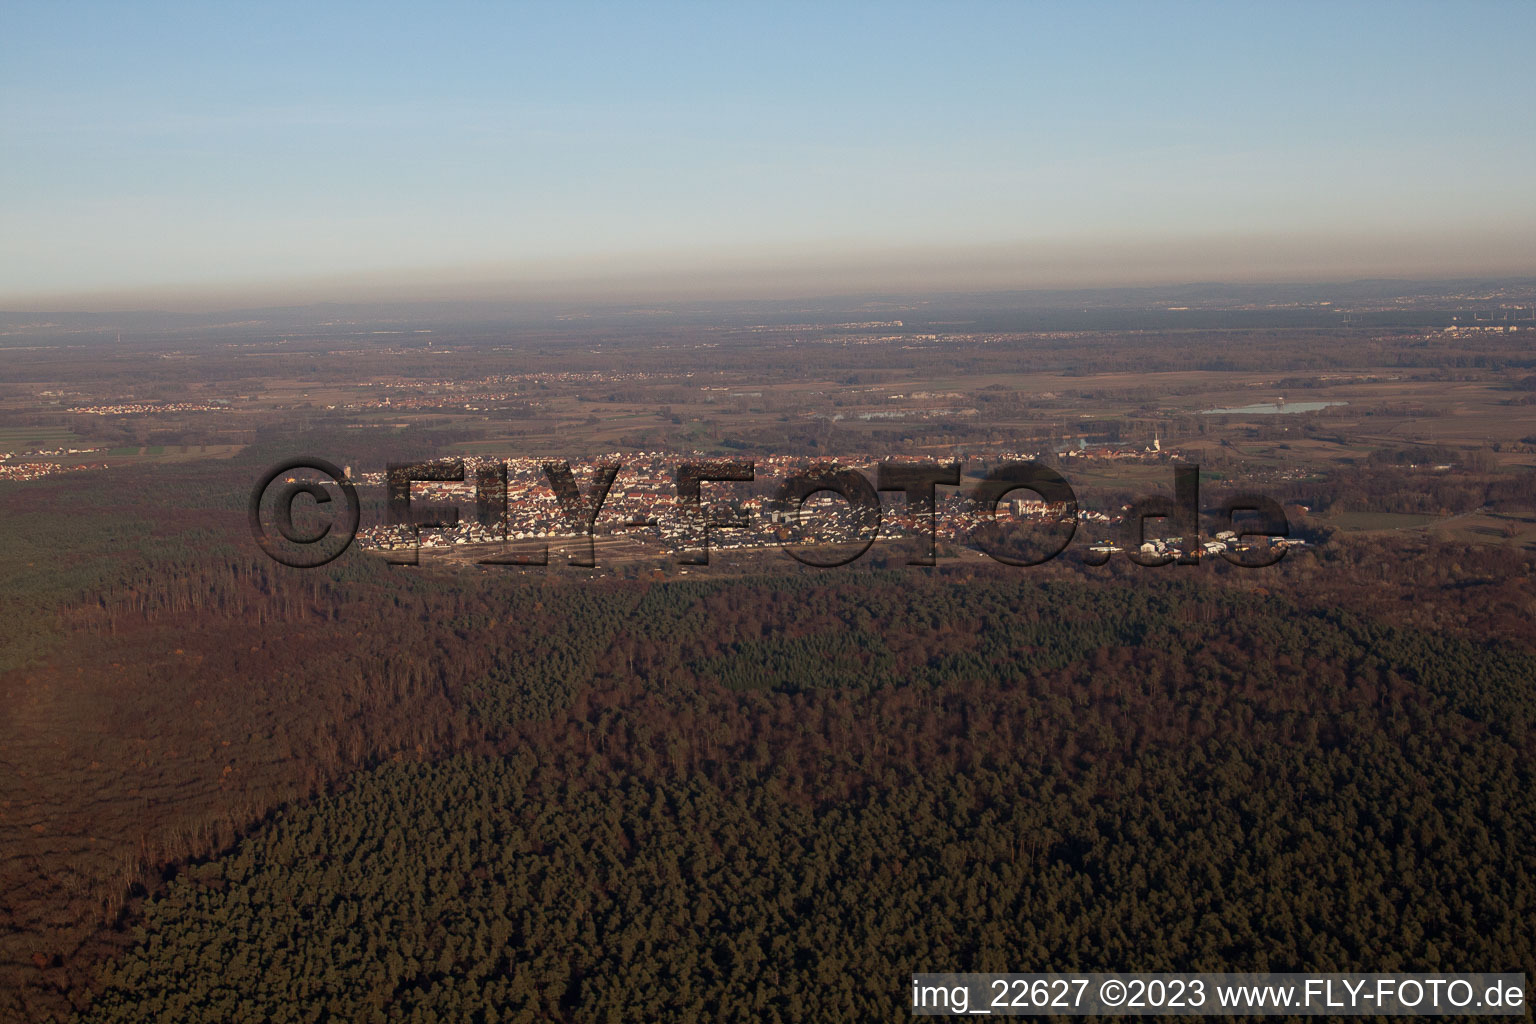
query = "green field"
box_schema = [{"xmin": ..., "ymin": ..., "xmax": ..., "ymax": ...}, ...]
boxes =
[
  {"xmin": 0, "ymin": 426, "xmax": 80, "ymax": 451},
  {"xmin": 1325, "ymin": 510, "xmax": 1446, "ymax": 531}
]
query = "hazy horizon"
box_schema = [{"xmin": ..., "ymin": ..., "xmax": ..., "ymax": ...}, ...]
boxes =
[
  {"xmin": 5, "ymin": 1, "xmax": 1535, "ymax": 311},
  {"xmin": 9, "ymin": 232, "xmax": 1536, "ymax": 315}
]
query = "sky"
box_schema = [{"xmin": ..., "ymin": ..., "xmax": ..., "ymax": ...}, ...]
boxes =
[{"xmin": 3, "ymin": 1, "xmax": 1535, "ymax": 309}]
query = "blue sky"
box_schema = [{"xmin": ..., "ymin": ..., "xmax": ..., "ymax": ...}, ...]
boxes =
[{"xmin": 3, "ymin": 1, "xmax": 1534, "ymax": 307}]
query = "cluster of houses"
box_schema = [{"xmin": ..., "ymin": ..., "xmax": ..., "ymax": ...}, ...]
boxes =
[
  {"xmin": 349, "ymin": 370, "xmax": 671, "ymax": 412},
  {"xmin": 68, "ymin": 401, "xmax": 228, "ymax": 415},
  {"xmin": 1057, "ymin": 443, "xmax": 1177, "ymax": 463},
  {"xmin": 3, "ymin": 446, "xmax": 104, "ymax": 458},
  {"xmin": 1085, "ymin": 530, "xmax": 1307, "ymax": 561},
  {"xmin": 349, "ymin": 451, "xmax": 1290, "ymax": 562},
  {"xmin": 0, "ymin": 461, "xmax": 108, "ymax": 481},
  {"xmin": 0, "ymin": 444, "xmax": 112, "ymax": 482}
]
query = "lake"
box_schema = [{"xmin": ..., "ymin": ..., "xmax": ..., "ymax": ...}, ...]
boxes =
[{"xmin": 1201, "ymin": 400, "xmax": 1347, "ymax": 415}]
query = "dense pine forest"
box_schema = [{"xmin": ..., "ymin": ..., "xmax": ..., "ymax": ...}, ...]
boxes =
[{"xmin": 73, "ymin": 594, "xmax": 1536, "ymax": 1023}]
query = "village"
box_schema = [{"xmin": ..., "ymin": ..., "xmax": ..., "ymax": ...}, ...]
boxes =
[{"xmin": 350, "ymin": 448, "xmax": 1299, "ymax": 566}]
